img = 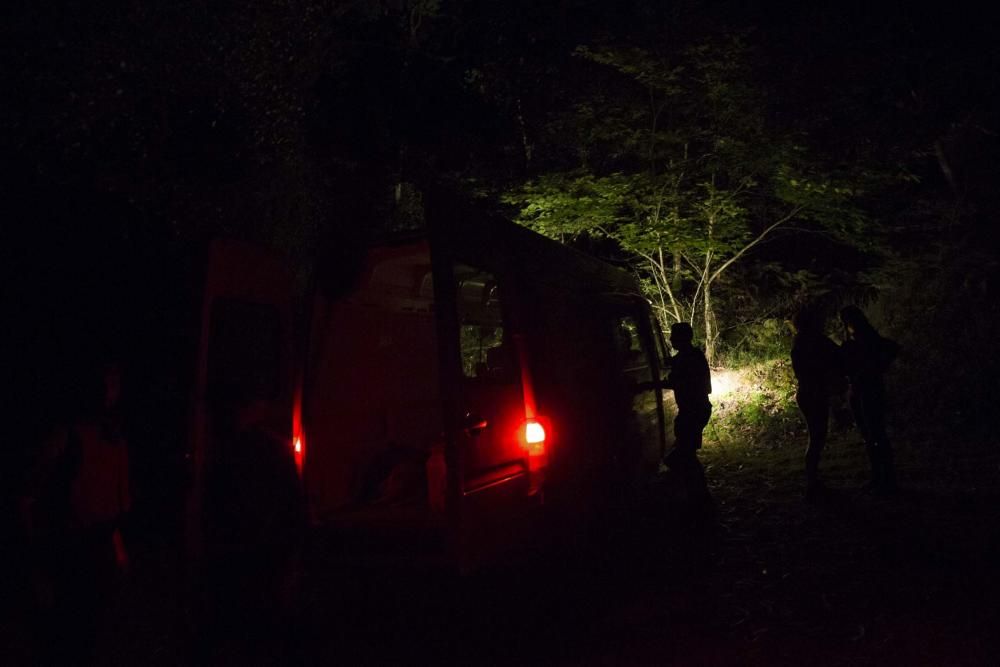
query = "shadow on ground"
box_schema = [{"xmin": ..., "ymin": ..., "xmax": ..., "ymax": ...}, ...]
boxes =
[{"xmin": 5, "ymin": 432, "xmax": 999, "ymax": 665}]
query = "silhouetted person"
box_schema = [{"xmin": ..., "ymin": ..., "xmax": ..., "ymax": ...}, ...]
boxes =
[
  {"xmin": 662, "ymin": 323, "xmax": 713, "ymax": 507},
  {"xmin": 791, "ymin": 307, "xmax": 844, "ymax": 502},
  {"xmin": 20, "ymin": 359, "xmax": 130, "ymax": 664},
  {"xmin": 195, "ymin": 389, "xmax": 305, "ymax": 662},
  {"xmin": 840, "ymin": 306, "xmax": 900, "ymax": 495}
]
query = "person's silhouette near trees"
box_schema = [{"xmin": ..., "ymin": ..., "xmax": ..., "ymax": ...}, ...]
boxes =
[
  {"xmin": 791, "ymin": 307, "xmax": 844, "ymax": 503},
  {"xmin": 840, "ymin": 305, "xmax": 900, "ymax": 495},
  {"xmin": 662, "ymin": 322, "xmax": 713, "ymax": 508}
]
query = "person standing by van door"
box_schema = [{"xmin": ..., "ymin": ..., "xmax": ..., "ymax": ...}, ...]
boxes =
[
  {"xmin": 839, "ymin": 306, "xmax": 900, "ymax": 495},
  {"xmin": 195, "ymin": 388, "xmax": 305, "ymax": 662},
  {"xmin": 791, "ymin": 307, "xmax": 844, "ymax": 503},
  {"xmin": 662, "ymin": 323, "xmax": 713, "ymax": 508}
]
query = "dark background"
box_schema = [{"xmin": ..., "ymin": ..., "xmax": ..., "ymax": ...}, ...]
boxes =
[
  {"xmin": 3, "ymin": 1, "xmax": 999, "ymax": 663},
  {"xmin": 5, "ymin": 0, "xmax": 998, "ymax": 496}
]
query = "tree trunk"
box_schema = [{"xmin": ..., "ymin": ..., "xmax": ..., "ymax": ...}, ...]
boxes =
[
  {"xmin": 703, "ymin": 281, "xmax": 715, "ymax": 364},
  {"xmin": 703, "ymin": 208, "xmax": 716, "ymax": 363},
  {"xmin": 672, "ymin": 250, "xmax": 682, "ymax": 295}
]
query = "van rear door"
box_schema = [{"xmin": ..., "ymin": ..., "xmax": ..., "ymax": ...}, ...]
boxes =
[
  {"xmin": 436, "ymin": 260, "xmax": 540, "ymax": 570},
  {"xmin": 185, "ymin": 239, "xmax": 296, "ymax": 559}
]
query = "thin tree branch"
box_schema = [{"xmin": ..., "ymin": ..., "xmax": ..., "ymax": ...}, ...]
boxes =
[{"xmin": 706, "ymin": 205, "xmax": 804, "ymax": 285}]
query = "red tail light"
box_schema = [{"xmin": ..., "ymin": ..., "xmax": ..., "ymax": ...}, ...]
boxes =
[
  {"xmin": 293, "ymin": 435, "xmax": 304, "ymax": 475},
  {"xmin": 293, "ymin": 384, "xmax": 304, "ymax": 476},
  {"xmin": 519, "ymin": 418, "xmax": 547, "ymax": 456}
]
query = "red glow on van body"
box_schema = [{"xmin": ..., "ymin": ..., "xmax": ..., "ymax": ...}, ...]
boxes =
[{"xmin": 293, "ymin": 386, "xmax": 304, "ymax": 475}]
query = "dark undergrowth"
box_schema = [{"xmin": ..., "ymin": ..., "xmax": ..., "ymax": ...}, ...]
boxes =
[
  {"xmin": 5, "ymin": 414, "xmax": 998, "ymax": 665},
  {"xmin": 675, "ymin": 428, "xmax": 1000, "ymax": 666}
]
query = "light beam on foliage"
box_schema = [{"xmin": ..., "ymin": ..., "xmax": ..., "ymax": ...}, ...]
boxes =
[{"xmin": 710, "ymin": 368, "xmax": 743, "ymax": 400}]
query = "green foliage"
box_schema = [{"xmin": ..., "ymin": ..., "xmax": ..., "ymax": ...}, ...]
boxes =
[
  {"xmin": 504, "ymin": 32, "xmax": 878, "ymax": 361},
  {"xmin": 715, "ymin": 318, "xmax": 792, "ymax": 368},
  {"xmin": 506, "ymin": 171, "xmax": 634, "ymax": 240},
  {"xmin": 876, "ymin": 238, "xmax": 1000, "ymax": 443}
]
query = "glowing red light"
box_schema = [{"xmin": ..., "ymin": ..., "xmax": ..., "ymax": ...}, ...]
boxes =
[
  {"xmin": 292, "ymin": 385, "xmax": 304, "ymax": 476},
  {"xmin": 520, "ymin": 418, "xmax": 546, "ymax": 456},
  {"xmin": 292, "ymin": 435, "xmax": 305, "ymax": 476}
]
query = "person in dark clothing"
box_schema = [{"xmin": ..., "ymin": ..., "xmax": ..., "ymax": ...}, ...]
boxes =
[
  {"xmin": 662, "ymin": 322, "xmax": 713, "ymax": 506},
  {"xmin": 195, "ymin": 390, "xmax": 305, "ymax": 662},
  {"xmin": 839, "ymin": 305, "xmax": 901, "ymax": 495},
  {"xmin": 791, "ymin": 307, "xmax": 844, "ymax": 502}
]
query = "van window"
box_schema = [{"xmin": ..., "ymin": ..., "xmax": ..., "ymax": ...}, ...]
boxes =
[
  {"xmin": 614, "ymin": 313, "xmax": 664, "ymax": 468},
  {"xmin": 652, "ymin": 320, "xmax": 670, "ymax": 376},
  {"xmin": 207, "ymin": 298, "xmax": 281, "ymax": 400},
  {"xmin": 455, "ymin": 265, "xmax": 513, "ymax": 380},
  {"xmin": 362, "ymin": 250, "xmax": 435, "ymax": 314},
  {"xmin": 614, "ymin": 316, "xmax": 652, "ymax": 383}
]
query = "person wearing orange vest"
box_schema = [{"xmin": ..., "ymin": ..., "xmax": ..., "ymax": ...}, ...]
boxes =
[{"xmin": 20, "ymin": 359, "xmax": 130, "ymax": 664}]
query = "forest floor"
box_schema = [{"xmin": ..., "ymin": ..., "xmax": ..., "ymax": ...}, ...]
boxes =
[
  {"xmin": 329, "ymin": 427, "xmax": 999, "ymax": 666},
  {"xmin": 288, "ymin": 428, "xmax": 1000, "ymax": 666},
  {"xmin": 6, "ymin": 429, "xmax": 999, "ymax": 665},
  {"xmin": 562, "ymin": 430, "xmax": 1000, "ymax": 666}
]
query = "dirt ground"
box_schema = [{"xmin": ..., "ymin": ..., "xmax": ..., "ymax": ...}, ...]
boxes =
[
  {"xmin": 5, "ymin": 431, "xmax": 999, "ymax": 665},
  {"xmin": 440, "ymin": 431, "xmax": 1000, "ymax": 667},
  {"xmin": 572, "ymin": 432, "xmax": 1000, "ymax": 666}
]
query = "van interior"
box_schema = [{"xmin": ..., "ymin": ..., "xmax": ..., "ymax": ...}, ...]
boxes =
[{"xmin": 305, "ymin": 240, "xmax": 445, "ymax": 530}]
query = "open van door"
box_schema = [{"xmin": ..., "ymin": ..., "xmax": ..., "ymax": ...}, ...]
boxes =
[
  {"xmin": 185, "ymin": 239, "xmax": 297, "ymax": 561},
  {"xmin": 606, "ymin": 300, "xmax": 668, "ymax": 503},
  {"xmin": 434, "ymin": 257, "xmax": 542, "ymax": 571}
]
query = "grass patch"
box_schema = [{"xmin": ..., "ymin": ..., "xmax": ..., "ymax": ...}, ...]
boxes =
[
  {"xmin": 699, "ymin": 358, "xmax": 865, "ymax": 496},
  {"xmin": 705, "ymin": 358, "xmax": 800, "ymax": 447}
]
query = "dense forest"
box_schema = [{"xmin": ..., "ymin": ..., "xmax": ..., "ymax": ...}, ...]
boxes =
[{"xmin": 4, "ymin": 0, "xmax": 999, "ymax": 449}]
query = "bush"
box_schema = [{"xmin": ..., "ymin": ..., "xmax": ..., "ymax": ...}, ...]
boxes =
[
  {"xmin": 875, "ymin": 240, "xmax": 1000, "ymax": 444},
  {"xmin": 714, "ymin": 317, "xmax": 792, "ymax": 369}
]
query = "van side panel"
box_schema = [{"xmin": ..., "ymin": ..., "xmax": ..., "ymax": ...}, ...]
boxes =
[
  {"xmin": 495, "ymin": 222, "xmax": 667, "ymax": 520},
  {"xmin": 523, "ymin": 296, "xmax": 621, "ymax": 506}
]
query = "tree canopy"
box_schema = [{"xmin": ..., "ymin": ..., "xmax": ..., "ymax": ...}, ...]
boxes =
[
  {"xmin": 502, "ymin": 33, "xmax": 881, "ymax": 360},
  {"xmin": 5, "ymin": 1, "xmax": 998, "ymax": 373}
]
